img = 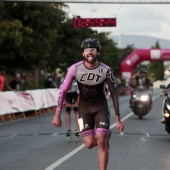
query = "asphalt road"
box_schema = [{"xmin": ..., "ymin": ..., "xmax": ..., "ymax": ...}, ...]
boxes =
[{"xmin": 0, "ymin": 88, "xmax": 170, "ymax": 170}]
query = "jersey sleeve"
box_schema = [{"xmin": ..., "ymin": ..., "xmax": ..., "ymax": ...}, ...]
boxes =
[
  {"xmin": 56, "ymin": 65, "xmax": 76, "ymax": 111},
  {"xmin": 106, "ymin": 68, "xmax": 120, "ymax": 116}
]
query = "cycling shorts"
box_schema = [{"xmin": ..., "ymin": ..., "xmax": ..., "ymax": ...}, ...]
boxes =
[
  {"xmin": 78, "ymin": 99, "xmax": 110, "ymax": 133},
  {"xmin": 65, "ymin": 91, "xmax": 78, "ymax": 104}
]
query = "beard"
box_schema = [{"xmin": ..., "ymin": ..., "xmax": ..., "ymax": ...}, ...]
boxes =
[{"xmin": 84, "ymin": 55, "xmax": 98, "ymax": 64}]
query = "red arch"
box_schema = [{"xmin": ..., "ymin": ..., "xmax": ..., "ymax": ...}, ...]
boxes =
[{"xmin": 120, "ymin": 49, "xmax": 170, "ymax": 81}]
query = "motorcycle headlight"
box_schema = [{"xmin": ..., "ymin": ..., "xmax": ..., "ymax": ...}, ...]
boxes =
[
  {"xmin": 164, "ymin": 112, "xmax": 170, "ymax": 118},
  {"xmin": 133, "ymin": 95, "xmax": 136, "ymax": 98},
  {"xmin": 166, "ymin": 103, "xmax": 170, "ymax": 110},
  {"xmin": 140, "ymin": 95, "xmax": 148, "ymax": 101}
]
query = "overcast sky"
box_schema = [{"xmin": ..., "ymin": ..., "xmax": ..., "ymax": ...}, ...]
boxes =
[{"xmin": 65, "ymin": 3, "xmax": 170, "ymax": 40}]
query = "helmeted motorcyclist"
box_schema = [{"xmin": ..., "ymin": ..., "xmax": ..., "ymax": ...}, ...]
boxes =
[
  {"xmin": 132, "ymin": 68, "xmax": 153, "ymax": 89},
  {"xmin": 130, "ymin": 68, "xmax": 153, "ymax": 107}
]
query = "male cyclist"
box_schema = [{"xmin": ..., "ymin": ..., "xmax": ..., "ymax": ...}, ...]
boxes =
[{"xmin": 52, "ymin": 38, "xmax": 124, "ymax": 170}]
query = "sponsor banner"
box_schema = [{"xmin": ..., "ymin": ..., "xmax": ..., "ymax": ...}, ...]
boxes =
[
  {"xmin": 0, "ymin": 91, "xmax": 18, "ymax": 115},
  {"xmin": 0, "ymin": 89, "xmax": 59, "ymax": 115}
]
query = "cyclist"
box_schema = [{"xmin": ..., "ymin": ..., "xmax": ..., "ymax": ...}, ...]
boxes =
[{"xmin": 52, "ymin": 38, "xmax": 124, "ymax": 170}]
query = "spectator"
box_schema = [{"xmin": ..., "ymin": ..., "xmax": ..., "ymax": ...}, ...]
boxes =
[
  {"xmin": 0, "ymin": 67, "xmax": 6, "ymax": 91},
  {"xmin": 44, "ymin": 73, "xmax": 58, "ymax": 88},
  {"xmin": 64, "ymin": 78, "xmax": 80, "ymax": 140},
  {"xmin": 51, "ymin": 73, "xmax": 59, "ymax": 88},
  {"xmin": 8, "ymin": 73, "xmax": 21, "ymax": 91}
]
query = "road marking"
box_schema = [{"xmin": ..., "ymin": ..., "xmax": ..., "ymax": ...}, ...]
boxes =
[
  {"xmin": 146, "ymin": 133, "xmax": 150, "ymax": 137},
  {"xmin": 52, "ymin": 133, "xmax": 58, "ymax": 136},
  {"xmin": 33, "ymin": 133, "xmax": 39, "ymax": 136},
  {"xmin": 11, "ymin": 134, "xmax": 17, "ymax": 137},
  {"xmin": 45, "ymin": 93, "xmax": 160, "ymax": 170},
  {"xmin": 45, "ymin": 144, "xmax": 85, "ymax": 170}
]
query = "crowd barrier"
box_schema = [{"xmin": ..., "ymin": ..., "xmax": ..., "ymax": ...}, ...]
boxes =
[
  {"xmin": 0, "ymin": 88, "xmax": 59, "ymax": 122},
  {"xmin": 0, "ymin": 81, "xmax": 165, "ymax": 122}
]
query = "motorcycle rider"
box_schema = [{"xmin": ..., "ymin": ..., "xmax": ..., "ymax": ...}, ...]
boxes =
[
  {"xmin": 160, "ymin": 66, "xmax": 170, "ymax": 123},
  {"xmin": 132, "ymin": 68, "xmax": 153, "ymax": 88},
  {"xmin": 130, "ymin": 68, "xmax": 153, "ymax": 107}
]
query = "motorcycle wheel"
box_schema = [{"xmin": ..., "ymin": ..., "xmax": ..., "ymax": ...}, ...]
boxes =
[{"xmin": 138, "ymin": 107, "xmax": 143, "ymax": 119}]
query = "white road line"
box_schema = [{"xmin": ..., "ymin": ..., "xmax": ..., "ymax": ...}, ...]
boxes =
[
  {"xmin": 45, "ymin": 144, "xmax": 85, "ymax": 170},
  {"xmin": 45, "ymin": 93, "xmax": 160, "ymax": 170},
  {"xmin": 146, "ymin": 133, "xmax": 150, "ymax": 137},
  {"xmin": 11, "ymin": 134, "xmax": 17, "ymax": 137},
  {"xmin": 33, "ymin": 133, "xmax": 39, "ymax": 136},
  {"xmin": 51, "ymin": 133, "xmax": 58, "ymax": 136}
]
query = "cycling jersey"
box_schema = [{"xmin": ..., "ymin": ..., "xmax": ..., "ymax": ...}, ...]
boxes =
[{"xmin": 56, "ymin": 60, "xmax": 120, "ymax": 116}]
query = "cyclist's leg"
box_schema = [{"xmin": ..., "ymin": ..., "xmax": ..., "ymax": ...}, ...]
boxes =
[
  {"xmin": 95, "ymin": 100, "xmax": 110, "ymax": 170},
  {"xmin": 78, "ymin": 100, "xmax": 96, "ymax": 148},
  {"xmin": 81, "ymin": 129, "xmax": 97, "ymax": 148},
  {"xmin": 96, "ymin": 128, "xmax": 109, "ymax": 170}
]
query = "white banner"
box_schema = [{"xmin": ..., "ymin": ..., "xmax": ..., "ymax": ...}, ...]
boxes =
[{"xmin": 0, "ymin": 89, "xmax": 59, "ymax": 115}]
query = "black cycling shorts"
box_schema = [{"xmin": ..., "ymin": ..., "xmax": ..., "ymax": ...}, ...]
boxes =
[
  {"xmin": 66, "ymin": 106, "xmax": 78, "ymax": 112},
  {"xmin": 65, "ymin": 92, "xmax": 78, "ymax": 112},
  {"xmin": 78, "ymin": 99, "xmax": 110, "ymax": 133},
  {"xmin": 65, "ymin": 92, "xmax": 78, "ymax": 104}
]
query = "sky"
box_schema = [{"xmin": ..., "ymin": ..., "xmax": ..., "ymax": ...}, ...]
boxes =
[{"xmin": 65, "ymin": 3, "xmax": 170, "ymax": 40}]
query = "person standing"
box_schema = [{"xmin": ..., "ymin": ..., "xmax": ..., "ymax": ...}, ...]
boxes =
[
  {"xmin": 52, "ymin": 38, "xmax": 124, "ymax": 170},
  {"xmin": 63, "ymin": 78, "xmax": 80, "ymax": 141},
  {"xmin": 8, "ymin": 73, "xmax": 21, "ymax": 91},
  {"xmin": 0, "ymin": 67, "xmax": 6, "ymax": 91},
  {"xmin": 44, "ymin": 73, "xmax": 58, "ymax": 89}
]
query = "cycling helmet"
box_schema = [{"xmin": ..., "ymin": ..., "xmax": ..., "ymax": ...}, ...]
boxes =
[
  {"xmin": 140, "ymin": 68, "xmax": 148, "ymax": 74},
  {"xmin": 81, "ymin": 38, "xmax": 101, "ymax": 52}
]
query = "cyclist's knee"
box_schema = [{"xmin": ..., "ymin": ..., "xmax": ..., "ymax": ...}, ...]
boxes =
[
  {"xmin": 96, "ymin": 128, "xmax": 109, "ymax": 148},
  {"xmin": 81, "ymin": 130, "xmax": 95, "ymax": 149},
  {"xmin": 84, "ymin": 141, "xmax": 95, "ymax": 149}
]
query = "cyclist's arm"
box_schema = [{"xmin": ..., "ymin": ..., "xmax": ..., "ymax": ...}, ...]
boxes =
[{"xmin": 106, "ymin": 68, "xmax": 120, "ymax": 116}]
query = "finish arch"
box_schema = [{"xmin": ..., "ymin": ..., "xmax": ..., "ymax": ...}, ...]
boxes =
[{"xmin": 120, "ymin": 49, "xmax": 170, "ymax": 81}]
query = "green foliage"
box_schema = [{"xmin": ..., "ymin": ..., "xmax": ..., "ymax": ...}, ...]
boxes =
[
  {"xmin": 148, "ymin": 41, "xmax": 164, "ymax": 80},
  {"xmin": 0, "ymin": 1, "xmax": 133, "ymax": 88},
  {"xmin": 148, "ymin": 61, "xmax": 164, "ymax": 80}
]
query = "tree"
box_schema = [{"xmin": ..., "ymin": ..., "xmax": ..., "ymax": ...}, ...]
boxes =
[
  {"xmin": 148, "ymin": 40, "xmax": 164, "ymax": 80},
  {"xmin": 0, "ymin": 1, "xmax": 128, "ymax": 88},
  {"xmin": 0, "ymin": 2, "xmax": 68, "ymax": 71}
]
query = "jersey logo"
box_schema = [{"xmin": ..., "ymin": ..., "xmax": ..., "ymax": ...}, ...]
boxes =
[
  {"xmin": 107, "ymin": 68, "xmax": 115, "ymax": 83},
  {"xmin": 80, "ymin": 73, "xmax": 102, "ymax": 82}
]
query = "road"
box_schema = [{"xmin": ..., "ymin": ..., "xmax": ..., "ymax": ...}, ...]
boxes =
[{"xmin": 0, "ymin": 88, "xmax": 170, "ymax": 170}]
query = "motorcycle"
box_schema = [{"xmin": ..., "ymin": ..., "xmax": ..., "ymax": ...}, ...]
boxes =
[
  {"xmin": 130, "ymin": 85, "xmax": 152, "ymax": 119},
  {"xmin": 160, "ymin": 84, "xmax": 170, "ymax": 134}
]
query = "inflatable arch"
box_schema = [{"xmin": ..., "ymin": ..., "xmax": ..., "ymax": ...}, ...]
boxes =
[{"xmin": 120, "ymin": 49, "xmax": 170, "ymax": 81}]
